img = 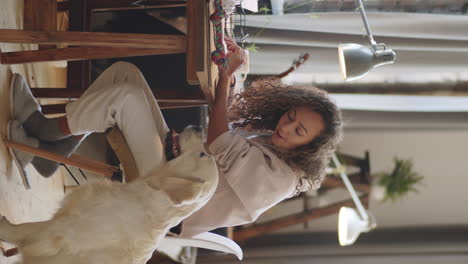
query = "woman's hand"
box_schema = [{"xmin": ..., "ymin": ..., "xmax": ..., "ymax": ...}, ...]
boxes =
[{"xmin": 219, "ymin": 38, "xmax": 246, "ymax": 77}]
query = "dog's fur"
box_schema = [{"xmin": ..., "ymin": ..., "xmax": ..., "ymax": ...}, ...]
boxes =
[{"xmin": 0, "ymin": 126, "xmax": 218, "ymax": 264}]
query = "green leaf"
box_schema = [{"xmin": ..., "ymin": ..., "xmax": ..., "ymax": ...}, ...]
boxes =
[
  {"xmin": 245, "ymin": 43, "xmax": 259, "ymax": 53},
  {"xmin": 376, "ymin": 158, "xmax": 424, "ymax": 203},
  {"xmin": 259, "ymin": 6, "xmax": 271, "ymax": 14}
]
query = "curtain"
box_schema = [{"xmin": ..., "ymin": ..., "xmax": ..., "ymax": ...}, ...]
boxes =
[{"xmin": 244, "ymin": 12, "xmax": 468, "ymax": 84}]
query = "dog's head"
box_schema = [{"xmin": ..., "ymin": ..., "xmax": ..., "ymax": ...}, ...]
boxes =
[
  {"xmin": 178, "ymin": 125, "xmax": 205, "ymax": 154},
  {"xmin": 157, "ymin": 126, "xmax": 218, "ymax": 207}
]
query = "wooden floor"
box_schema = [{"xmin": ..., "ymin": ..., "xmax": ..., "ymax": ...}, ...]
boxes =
[{"xmin": 0, "ymin": 1, "xmax": 67, "ymax": 262}]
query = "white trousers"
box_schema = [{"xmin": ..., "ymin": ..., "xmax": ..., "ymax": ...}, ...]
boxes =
[{"xmin": 66, "ymin": 61, "xmax": 169, "ymax": 178}]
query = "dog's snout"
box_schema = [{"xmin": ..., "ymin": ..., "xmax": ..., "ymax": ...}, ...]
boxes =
[{"xmin": 199, "ymin": 152, "xmax": 207, "ymax": 158}]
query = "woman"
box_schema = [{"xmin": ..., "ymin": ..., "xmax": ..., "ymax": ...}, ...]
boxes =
[{"xmin": 8, "ymin": 39, "xmax": 343, "ymax": 237}]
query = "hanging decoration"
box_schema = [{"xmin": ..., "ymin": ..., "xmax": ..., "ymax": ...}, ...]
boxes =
[{"xmin": 210, "ymin": 0, "xmax": 228, "ymax": 68}]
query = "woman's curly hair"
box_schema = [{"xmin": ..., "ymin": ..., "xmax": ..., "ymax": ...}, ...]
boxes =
[{"xmin": 228, "ymin": 78, "xmax": 343, "ymax": 190}]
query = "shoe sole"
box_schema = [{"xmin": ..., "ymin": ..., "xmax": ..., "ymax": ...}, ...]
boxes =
[
  {"xmin": 6, "ymin": 120, "xmax": 31, "ymax": 189},
  {"xmin": 9, "ymin": 73, "xmax": 19, "ymax": 121}
]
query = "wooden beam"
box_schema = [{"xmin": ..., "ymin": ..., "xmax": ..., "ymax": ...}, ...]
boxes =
[
  {"xmin": 0, "ymin": 29, "xmax": 186, "ymax": 49},
  {"xmin": 302, "ymin": 193, "xmax": 309, "ymax": 229},
  {"xmin": 88, "ymin": 0, "xmax": 187, "ymax": 11},
  {"xmin": 321, "ymin": 177, "xmax": 370, "ymax": 193},
  {"xmin": 195, "ymin": 1, "xmax": 216, "ymax": 105},
  {"xmin": 233, "ymin": 195, "xmax": 369, "ymax": 242},
  {"xmin": 24, "ymin": 0, "xmax": 57, "ymax": 31},
  {"xmin": 347, "ymin": 172, "xmax": 365, "ymax": 184},
  {"xmin": 0, "ymin": 46, "xmax": 185, "ymax": 64},
  {"xmin": 24, "ymin": 0, "xmax": 57, "ymax": 50},
  {"xmin": 338, "ymin": 152, "xmax": 371, "ymax": 177},
  {"xmin": 186, "ymin": 0, "xmax": 204, "ymax": 85}
]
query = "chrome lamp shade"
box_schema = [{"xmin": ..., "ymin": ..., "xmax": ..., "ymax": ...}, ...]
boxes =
[
  {"xmin": 339, "ymin": 43, "xmax": 396, "ymax": 81},
  {"xmin": 338, "ymin": 0, "xmax": 396, "ymax": 81},
  {"xmin": 338, "ymin": 207, "xmax": 375, "ymax": 246}
]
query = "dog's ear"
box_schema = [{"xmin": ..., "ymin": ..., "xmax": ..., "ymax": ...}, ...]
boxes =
[{"xmin": 162, "ymin": 174, "xmax": 205, "ymax": 206}]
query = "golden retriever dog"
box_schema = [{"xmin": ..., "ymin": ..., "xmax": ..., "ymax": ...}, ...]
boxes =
[{"xmin": 0, "ymin": 126, "xmax": 218, "ymax": 264}]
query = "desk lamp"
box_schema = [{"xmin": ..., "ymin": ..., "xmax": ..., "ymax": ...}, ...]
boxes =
[
  {"xmin": 338, "ymin": 0, "xmax": 396, "ymax": 81},
  {"xmin": 331, "ymin": 154, "xmax": 377, "ymax": 246}
]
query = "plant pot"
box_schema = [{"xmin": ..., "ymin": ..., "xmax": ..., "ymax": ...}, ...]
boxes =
[
  {"xmin": 270, "ymin": 0, "xmax": 285, "ymax": 15},
  {"xmin": 371, "ymin": 184, "xmax": 386, "ymax": 202}
]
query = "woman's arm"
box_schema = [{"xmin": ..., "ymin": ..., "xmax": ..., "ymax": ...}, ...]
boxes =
[
  {"xmin": 207, "ymin": 39, "xmax": 246, "ymax": 146},
  {"xmin": 207, "ymin": 72, "xmax": 231, "ymax": 146}
]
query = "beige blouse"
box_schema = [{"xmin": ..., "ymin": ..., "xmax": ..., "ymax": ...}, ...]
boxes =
[{"xmin": 180, "ymin": 131, "xmax": 299, "ymax": 237}]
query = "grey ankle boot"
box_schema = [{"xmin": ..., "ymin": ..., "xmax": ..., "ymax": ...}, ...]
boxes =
[
  {"xmin": 10, "ymin": 73, "xmax": 41, "ymax": 124},
  {"xmin": 7, "ymin": 120, "xmax": 39, "ymax": 189},
  {"xmin": 31, "ymin": 135, "xmax": 86, "ymax": 178}
]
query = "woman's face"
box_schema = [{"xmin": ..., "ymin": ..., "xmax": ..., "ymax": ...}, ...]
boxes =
[{"xmin": 271, "ymin": 106, "xmax": 325, "ymax": 149}]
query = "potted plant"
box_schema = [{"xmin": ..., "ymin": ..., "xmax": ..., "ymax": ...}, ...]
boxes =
[{"xmin": 372, "ymin": 158, "xmax": 424, "ymax": 202}]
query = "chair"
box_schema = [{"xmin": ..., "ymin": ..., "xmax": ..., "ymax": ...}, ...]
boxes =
[
  {"xmin": 161, "ymin": 232, "xmax": 243, "ymax": 260},
  {"xmin": 2, "ymin": 127, "xmax": 243, "ymax": 260}
]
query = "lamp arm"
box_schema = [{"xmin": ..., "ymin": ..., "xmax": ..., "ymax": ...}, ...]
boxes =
[
  {"xmin": 331, "ymin": 154, "xmax": 369, "ymax": 222},
  {"xmin": 356, "ymin": 0, "xmax": 377, "ymax": 48}
]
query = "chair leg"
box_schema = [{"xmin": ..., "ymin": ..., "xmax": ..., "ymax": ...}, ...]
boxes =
[{"xmin": 3, "ymin": 139, "xmax": 118, "ymax": 177}]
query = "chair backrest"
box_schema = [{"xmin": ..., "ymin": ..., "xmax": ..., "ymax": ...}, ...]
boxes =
[
  {"xmin": 161, "ymin": 232, "xmax": 243, "ymax": 260},
  {"xmin": 106, "ymin": 127, "xmax": 139, "ymax": 182}
]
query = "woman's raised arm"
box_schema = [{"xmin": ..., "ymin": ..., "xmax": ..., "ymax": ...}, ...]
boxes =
[
  {"xmin": 207, "ymin": 72, "xmax": 231, "ymax": 146},
  {"xmin": 207, "ymin": 39, "xmax": 246, "ymax": 146}
]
